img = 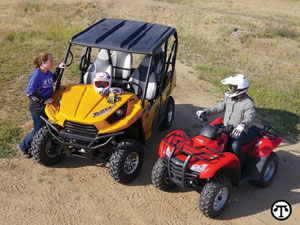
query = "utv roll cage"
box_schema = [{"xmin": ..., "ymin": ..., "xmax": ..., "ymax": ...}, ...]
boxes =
[{"xmin": 56, "ymin": 18, "xmax": 178, "ymax": 107}]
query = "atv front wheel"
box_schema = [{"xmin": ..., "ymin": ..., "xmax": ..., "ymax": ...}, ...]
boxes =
[
  {"xmin": 159, "ymin": 96, "xmax": 175, "ymax": 131},
  {"xmin": 256, "ymin": 152, "xmax": 279, "ymax": 188},
  {"xmin": 151, "ymin": 158, "xmax": 176, "ymax": 191},
  {"xmin": 199, "ymin": 176, "xmax": 232, "ymax": 218},
  {"xmin": 31, "ymin": 126, "xmax": 64, "ymax": 166},
  {"xmin": 109, "ymin": 139, "xmax": 144, "ymax": 184}
]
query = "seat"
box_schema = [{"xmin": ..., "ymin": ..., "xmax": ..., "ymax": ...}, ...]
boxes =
[
  {"xmin": 83, "ymin": 49, "xmax": 113, "ymax": 84},
  {"xmin": 153, "ymin": 48, "xmax": 167, "ymax": 90},
  {"xmin": 111, "ymin": 51, "xmax": 133, "ymax": 87},
  {"xmin": 130, "ymin": 55, "xmax": 157, "ymax": 100},
  {"xmin": 153, "ymin": 47, "xmax": 163, "ymax": 75}
]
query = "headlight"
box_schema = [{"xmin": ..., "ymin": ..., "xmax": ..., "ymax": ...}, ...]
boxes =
[
  {"xmin": 190, "ymin": 164, "xmax": 207, "ymax": 173},
  {"xmin": 106, "ymin": 102, "xmax": 128, "ymax": 124},
  {"xmin": 165, "ymin": 146, "xmax": 172, "ymax": 157},
  {"xmin": 116, "ymin": 108, "xmax": 125, "ymax": 116},
  {"xmin": 255, "ymin": 141, "xmax": 262, "ymax": 147}
]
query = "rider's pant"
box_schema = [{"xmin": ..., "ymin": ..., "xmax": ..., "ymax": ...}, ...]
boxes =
[{"xmin": 230, "ymin": 131, "xmax": 247, "ymax": 169}]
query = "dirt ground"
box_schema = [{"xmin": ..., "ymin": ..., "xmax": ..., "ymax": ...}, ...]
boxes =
[{"xmin": 0, "ymin": 62, "xmax": 299, "ymax": 225}]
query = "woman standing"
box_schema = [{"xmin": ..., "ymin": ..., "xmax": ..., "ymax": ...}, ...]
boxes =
[{"xmin": 17, "ymin": 52, "xmax": 66, "ymax": 157}]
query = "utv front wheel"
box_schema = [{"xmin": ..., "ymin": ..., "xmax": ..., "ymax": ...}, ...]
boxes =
[
  {"xmin": 151, "ymin": 158, "xmax": 176, "ymax": 191},
  {"xmin": 109, "ymin": 139, "xmax": 144, "ymax": 184},
  {"xmin": 159, "ymin": 96, "xmax": 175, "ymax": 130},
  {"xmin": 256, "ymin": 152, "xmax": 279, "ymax": 188},
  {"xmin": 199, "ymin": 176, "xmax": 232, "ymax": 218},
  {"xmin": 31, "ymin": 126, "xmax": 64, "ymax": 166}
]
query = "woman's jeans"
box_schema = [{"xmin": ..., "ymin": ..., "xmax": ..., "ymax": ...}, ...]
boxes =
[{"xmin": 19, "ymin": 111, "xmax": 45, "ymax": 153}]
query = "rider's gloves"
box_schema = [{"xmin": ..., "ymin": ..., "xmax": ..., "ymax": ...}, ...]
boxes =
[
  {"xmin": 196, "ymin": 110, "xmax": 207, "ymax": 122},
  {"xmin": 232, "ymin": 123, "xmax": 245, "ymax": 136},
  {"xmin": 196, "ymin": 110, "xmax": 204, "ymax": 119}
]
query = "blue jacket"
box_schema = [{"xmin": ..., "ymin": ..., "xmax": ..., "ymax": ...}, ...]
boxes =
[{"xmin": 27, "ymin": 68, "xmax": 59, "ymax": 113}]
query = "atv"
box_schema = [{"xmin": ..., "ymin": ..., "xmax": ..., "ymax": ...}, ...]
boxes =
[
  {"xmin": 151, "ymin": 115, "xmax": 283, "ymax": 218},
  {"xmin": 31, "ymin": 18, "xmax": 178, "ymax": 184}
]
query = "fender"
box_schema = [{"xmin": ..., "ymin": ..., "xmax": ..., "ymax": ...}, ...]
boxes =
[
  {"xmin": 159, "ymin": 130, "xmax": 188, "ymax": 158},
  {"xmin": 210, "ymin": 116, "xmax": 224, "ymax": 126},
  {"xmin": 199, "ymin": 152, "xmax": 240, "ymax": 178},
  {"xmin": 248, "ymin": 136, "xmax": 283, "ymax": 157}
]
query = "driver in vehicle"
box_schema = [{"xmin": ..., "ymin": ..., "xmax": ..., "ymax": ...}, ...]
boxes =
[{"xmin": 196, "ymin": 74, "xmax": 256, "ymax": 169}]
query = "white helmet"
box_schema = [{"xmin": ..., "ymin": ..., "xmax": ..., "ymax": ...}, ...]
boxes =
[
  {"xmin": 93, "ymin": 72, "xmax": 111, "ymax": 95},
  {"xmin": 221, "ymin": 74, "xmax": 249, "ymax": 98}
]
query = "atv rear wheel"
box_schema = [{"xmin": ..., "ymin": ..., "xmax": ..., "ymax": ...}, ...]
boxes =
[
  {"xmin": 159, "ymin": 96, "xmax": 175, "ymax": 131},
  {"xmin": 31, "ymin": 126, "xmax": 64, "ymax": 166},
  {"xmin": 199, "ymin": 176, "xmax": 232, "ymax": 218},
  {"xmin": 151, "ymin": 158, "xmax": 176, "ymax": 191},
  {"xmin": 256, "ymin": 152, "xmax": 279, "ymax": 188},
  {"xmin": 109, "ymin": 139, "xmax": 144, "ymax": 184}
]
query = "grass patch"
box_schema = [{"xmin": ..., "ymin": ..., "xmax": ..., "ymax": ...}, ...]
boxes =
[
  {"xmin": 196, "ymin": 64, "xmax": 236, "ymax": 83},
  {"xmin": 243, "ymin": 24, "xmax": 300, "ymax": 40},
  {"xmin": 22, "ymin": 1, "xmax": 45, "ymax": 12},
  {"xmin": 0, "ymin": 119, "xmax": 21, "ymax": 158},
  {"xmin": 4, "ymin": 31, "xmax": 17, "ymax": 42}
]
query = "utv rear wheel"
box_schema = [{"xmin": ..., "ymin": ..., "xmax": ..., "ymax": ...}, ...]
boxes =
[
  {"xmin": 109, "ymin": 139, "xmax": 144, "ymax": 184},
  {"xmin": 159, "ymin": 96, "xmax": 175, "ymax": 131},
  {"xmin": 199, "ymin": 176, "xmax": 232, "ymax": 218},
  {"xmin": 31, "ymin": 126, "xmax": 64, "ymax": 166},
  {"xmin": 151, "ymin": 158, "xmax": 176, "ymax": 191},
  {"xmin": 256, "ymin": 152, "xmax": 279, "ymax": 188}
]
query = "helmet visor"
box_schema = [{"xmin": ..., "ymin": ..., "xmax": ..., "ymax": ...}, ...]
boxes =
[{"xmin": 95, "ymin": 81, "xmax": 109, "ymax": 88}]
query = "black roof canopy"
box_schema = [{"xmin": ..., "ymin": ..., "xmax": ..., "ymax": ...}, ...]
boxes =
[{"xmin": 70, "ymin": 18, "xmax": 176, "ymax": 55}]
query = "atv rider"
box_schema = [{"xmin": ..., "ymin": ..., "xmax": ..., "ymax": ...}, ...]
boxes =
[{"xmin": 196, "ymin": 74, "xmax": 256, "ymax": 169}]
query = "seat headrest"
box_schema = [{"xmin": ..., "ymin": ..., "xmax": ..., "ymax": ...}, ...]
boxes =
[
  {"xmin": 97, "ymin": 49, "xmax": 110, "ymax": 60},
  {"xmin": 141, "ymin": 55, "xmax": 151, "ymax": 67}
]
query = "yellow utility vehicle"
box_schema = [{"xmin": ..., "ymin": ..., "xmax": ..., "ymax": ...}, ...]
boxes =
[{"xmin": 31, "ymin": 18, "xmax": 178, "ymax": 183}]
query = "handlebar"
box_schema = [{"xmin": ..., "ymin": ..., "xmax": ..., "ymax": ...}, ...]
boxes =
[{"xmin": 220, "ymin": 125, "xmax": 234, "ymax": 134}]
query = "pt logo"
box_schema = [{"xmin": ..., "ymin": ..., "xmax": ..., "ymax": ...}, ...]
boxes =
[{"xmin": 271, "ymin": 200, "xmax": 292, "ymax": 220}]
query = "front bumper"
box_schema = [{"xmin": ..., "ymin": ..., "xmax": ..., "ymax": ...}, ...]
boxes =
[
  {"xmin": 41, "ymin": 116, "xmax": 124, "ymax": 151},
  {"xmin": 162, "ymin": 157, "xmax": 200, "ymax": 188}
]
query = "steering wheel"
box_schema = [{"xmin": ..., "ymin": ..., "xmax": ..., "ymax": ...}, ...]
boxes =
[{"xmin": 123, "ymin": 81, "xmax": 143, "ymax": 97}]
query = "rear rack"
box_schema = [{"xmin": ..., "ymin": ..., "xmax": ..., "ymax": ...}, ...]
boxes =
[{"xmin": 163, "ymin": 133, "xmax": 224, "ymax": 162}]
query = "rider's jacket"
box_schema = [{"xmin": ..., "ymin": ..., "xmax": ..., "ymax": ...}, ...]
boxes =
[{"xmin": 204, "ymin": 94, "xmax": 256, "ymax": 128}]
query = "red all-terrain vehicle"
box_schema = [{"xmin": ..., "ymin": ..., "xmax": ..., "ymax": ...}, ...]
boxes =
[{"xmin": 151, "ymin": 116, "xmax": 283, "ymax": 218}]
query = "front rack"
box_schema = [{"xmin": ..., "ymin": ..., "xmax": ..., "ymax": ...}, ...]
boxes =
[
  {"xmin": 163, "ymin": 133, "xmax": 224, "ymax": 188},
  {"xmin": 163, "ymin": 133, "xmax": 224, "ymax": 162}
]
